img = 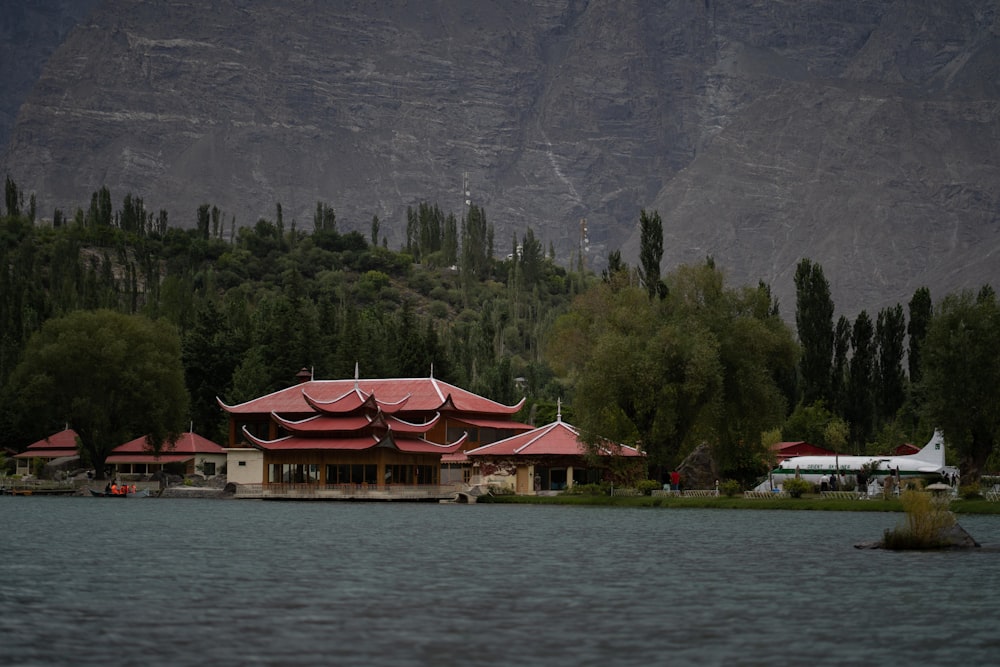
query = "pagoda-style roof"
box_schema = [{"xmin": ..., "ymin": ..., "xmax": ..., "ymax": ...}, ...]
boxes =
[
  {"xmin": 465, "ymin": 418, "xmax": 643, "ymax": 458},
  {"xmin": 218, "ymin": 376, "xmax": 526, "ymax": 416},
  {"xmin": 272, "ymin": 412, "xmax": 441, "ymax": 436},
  {"xmin": 242, "ymin": 426, "xmax": 467, "ymax": 454},
  {"xmin": 301, "ymin": 386, "xmax": 411, "ymax": 415},
  {"xmin": 105, "ymin": 431, "xmax": 227, "ymax": 464},
  {"xmin": 14, "ymin": 428, "xmax": 79, "ymax": 459}
]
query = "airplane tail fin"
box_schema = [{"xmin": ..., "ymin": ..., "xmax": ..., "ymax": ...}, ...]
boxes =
[{"xmin": 914, "ymin": 430, "xmax": 946, "ymax": 467}]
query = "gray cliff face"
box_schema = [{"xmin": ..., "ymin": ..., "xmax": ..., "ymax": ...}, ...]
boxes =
[{"xmin": 3, "ymin": 0, "xmax": 999, "ymax": 317}]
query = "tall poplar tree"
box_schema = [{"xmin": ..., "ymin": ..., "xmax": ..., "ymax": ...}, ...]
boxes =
[
  {"xmin": 794, "ymin": 258, "xmax": 834, "ymax": 406},
  {"xmin": 830, "ymin": 315, "xmax": 851, "ymax": 416},
  {"xmin": 875, "ymin": 304, "xmax": 907, "ymax": 426},
  {"xmin": 845, "ymin": 311, "xmax": 875, "ymax": 451},
  {"xmin": 907, "ymin": 287, "xmax": 932, "ymax": 384},
  {"xmin": 638, "ymin": 209, "xmax": 665, "ymax": 299}
]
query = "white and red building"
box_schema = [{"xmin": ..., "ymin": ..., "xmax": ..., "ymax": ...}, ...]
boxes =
[
  {"xmin": 218, "ymin": 371, "xmax": 533, "ymax": 498},
  {"xmin": 465, "ymin": 408, "xmax": 644, "ymax": 494},
  {"xmin": 13, "ymin": 428, "xmax": 80, "ymax": 476},
  {"xmin": 106, "ymin": 431, "xmax": 228, "ymax": 478}
]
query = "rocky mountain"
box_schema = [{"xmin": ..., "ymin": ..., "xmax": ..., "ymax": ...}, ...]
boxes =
[{"xmin": 3, "ymin": 0, "xmax": 998, "ymax": 318}]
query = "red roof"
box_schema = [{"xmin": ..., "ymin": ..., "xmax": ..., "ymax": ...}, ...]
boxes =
[
  {"xmin": 14, "ymin": 428, "xmax": 79, "ymax": 459},
  {"xmin": 243, "ymin": 429, "xmax": 467, "ymax": 454},
  {"xmin": 113, "ymin": 432, "xmax": 226, "ymax": 456},
  {"xmin": 273, "ymin": 413, "xmax": 374, "ymax": 434},
  {"xmin": 771, "ymin": 441, "xmax": 835, "ymax": 460},
  {"xmin": 449, "ymin": 416, "xmax": 534, "ymax": 431},
  {"xmin": 465, "ymin": 419, "xmax": 643, "ymax": 458},
  {"xmin": 219, "ymin": 377, "xmax": 525, "ymax": 416}
]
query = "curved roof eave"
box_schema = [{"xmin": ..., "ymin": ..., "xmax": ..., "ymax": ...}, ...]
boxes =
[
  {"xmin": 387, "ymin": 412, "xmax": 441, "ymax": 429},
  {"xmin": 436, "ymin": 392, "xmax": 527, "ymax": 414},
  {"xmin": 240, "ymin": 425, "xmax": 294, "ymax": 450}
]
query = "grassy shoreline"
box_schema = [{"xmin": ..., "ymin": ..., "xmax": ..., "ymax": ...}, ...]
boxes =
[{"xmin": 478, "ymin": 493, "xmax": 1000, "ymax": 514}]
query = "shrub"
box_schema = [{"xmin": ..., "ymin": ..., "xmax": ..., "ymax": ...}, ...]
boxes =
[
  {"xmin": 882, "ymin": 489, "xmax": 956, "ymax": 549},
  {"xmin": 783, "ymin": 478, "xmax": 812, "ymax": 498},
  {"xmin": 637, "ymin": 479, "xmax": 661, "ymax": 496},
  {"xmin": 719, "ymin": 479, "xmax": 741, "ymax": 497},
  {"xmin": 960, "ymin": 484, "xmax": 982, "ymax": 500},
  {"xmin": 562, "ymin": 483, "xmax": 607, "ymax": 496}
]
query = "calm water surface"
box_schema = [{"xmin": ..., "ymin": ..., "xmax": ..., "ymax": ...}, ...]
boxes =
[{"xmin": 2, "ymin": 497, "xmax": 998, "ymax": 666}]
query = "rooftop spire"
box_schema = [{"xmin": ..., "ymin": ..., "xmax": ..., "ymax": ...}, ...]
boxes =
[
  {"xmin": 557, "ymin": 397, "xmax": 562, "ymax": 422},
  {"xmin": 354, "ymin": 362, "xmax": 360, "ymax": 389}
]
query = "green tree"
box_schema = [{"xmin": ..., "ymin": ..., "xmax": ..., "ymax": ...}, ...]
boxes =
[
  {"xmin": 314, "ymin": 201, "xmax": 336, "ymax": 232},
  {"xmin": 920, "ymin": 287, "xmax": 1000, "ymax": 484},
  {"xmin": 548, "ymin": 261, "xmax": 796, "ymax": 482},
  {"xmin": 784, "ymin": 401, "xmax": 839, "ymax": 447},
  {"xmin": 875, "ymin": 304, "xmax": 907, "ymax": 426},
  {"xmin": 182, "ymin": 299, "xmax": 242, "ymax": 442},
  {"xmin": 6, "ymin": 310, "xmax": 189, "ymax": 479},
  {"xmin": 845, "ymin": 311, "xmax": 875, "ymax": 451},
  {"xmin": 638, "ymin": 209, "xmax": 665, "ymax": 299},
  {"xmin": 794, "ymin": 258, "xmax": 835, "ymax": 406},
  {"xmin": 5, "ymin": 175, "xmax": 22, "ymax": 216},
  {"xmin": 461, "ymin": 204, "xmax": 493, "ymax": 282},
  {"xmin": 830, "ymin": 315, "xmax": 851, "ymax": 416},
  {"xmin": 907, "ymin": 287, "xmax": 932, "ymax": 384},
  {"xmin": 602, "ymin": 249, "xmax": 629, "ymax": 289}
]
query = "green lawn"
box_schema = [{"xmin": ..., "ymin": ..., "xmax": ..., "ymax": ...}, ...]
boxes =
[{"xmin": 478, "ymin": 493, "xmax": 1000, "ymax": 514}]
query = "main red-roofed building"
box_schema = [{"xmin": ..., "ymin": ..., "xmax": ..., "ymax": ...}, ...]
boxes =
[
  {"xmin": 106, "ymin": 431, "xmax": 228, "ymax": 478},
  {"xmin": 465, "ymin": 407, "xmax": 644, "ymax": 494},
  {"xmin": 218, "ymin": 370, "xmax": 533, "ymax": 498},
  {"xmin": 14, "ymin": 428, "xmax": 80, "ymax": 476}
]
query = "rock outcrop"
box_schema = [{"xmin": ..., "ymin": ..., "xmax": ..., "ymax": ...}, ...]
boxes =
[
  {"xmin": 3, "ymin": 0, "xmax": 999, "ymax": 316},
  {"xmin": 676, "ymin": 443, "xmax": 719, "ymax": 491}
]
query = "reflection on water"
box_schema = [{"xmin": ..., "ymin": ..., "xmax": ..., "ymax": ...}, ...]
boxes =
[{"xmin": 2, "ymin": 497, "xmax": 998, "ymax": 666}]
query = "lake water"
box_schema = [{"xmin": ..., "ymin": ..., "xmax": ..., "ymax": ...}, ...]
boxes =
[{"xmin": 2, "ymin": 497, "xmax": 998, "ymax": 666}]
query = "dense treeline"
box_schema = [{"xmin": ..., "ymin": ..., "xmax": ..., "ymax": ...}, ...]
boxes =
[
  {"xmin": 2, "ymin": 176, "xmax": 998, "ymax": 486},
  {"xmin": 0, "ymin": 179, "xmax": 582, "ymax": 449}
]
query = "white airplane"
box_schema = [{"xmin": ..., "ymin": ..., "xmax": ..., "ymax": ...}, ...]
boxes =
[{"xmin": 759, "ymin": 430, "xmax": 950, "ymax": 491}]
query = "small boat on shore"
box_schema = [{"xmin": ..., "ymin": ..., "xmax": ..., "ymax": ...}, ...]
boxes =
[{"xmin": 89, "ymin": 488, "xmax": 150, "ymax": 498}]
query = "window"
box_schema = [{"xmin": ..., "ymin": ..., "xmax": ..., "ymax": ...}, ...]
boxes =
[
  {"xmin": 327, "ymin": 464, "xmax": 377, "ymax": 485},
  {"xmin": 202, "ymin": 461, "xmax": 216, "ymax": 476},
  {"xmin": 268, "ymin": 463, "xmax": 319, "ymax": 483}
]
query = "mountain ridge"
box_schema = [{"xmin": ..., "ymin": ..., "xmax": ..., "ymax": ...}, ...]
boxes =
[{"xmin": 3, "ymin": 0, "xmax": 998, "ymax": 318}]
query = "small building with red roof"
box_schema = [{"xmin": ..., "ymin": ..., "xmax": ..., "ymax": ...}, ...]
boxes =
[
  {"xmin": 771, "ymin": 441, "xmax": 835, "ymax": 463},
  {"xmin": 217, "ymin": 368, "xmax": 533, "ymax": 498},
  {"xmin": 106, "ymin": 431, "xmax": 228, "ymax": 478},
  {"xmin": 465, "ymin": 404, "xmax": 644, "ymax": 494},
  {"xmin": 14, "ymin": 428, "xmax": 80, "ymax": 476}
]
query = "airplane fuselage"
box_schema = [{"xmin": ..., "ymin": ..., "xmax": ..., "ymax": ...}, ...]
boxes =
[{"xmin": 765, "ymin": 431, "xmax": 946, "ymax": 488}]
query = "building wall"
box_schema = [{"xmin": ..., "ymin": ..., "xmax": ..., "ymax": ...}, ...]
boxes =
[
  {"xmin": 194, "ymin": 453, "xmax": 228, "ymax": 477},
  {"xmin": 226, "ymin": 449, "xmax": 263, "ymax": 485}
]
